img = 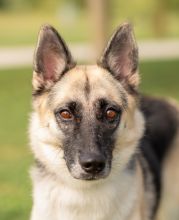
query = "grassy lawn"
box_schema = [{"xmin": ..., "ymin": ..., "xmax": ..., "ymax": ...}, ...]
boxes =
[
  {"xmin": 0, "ymin": 68, "xmax": 32, "ymax": 220},
  {"xmin": 0, "ymin": 60, "xmax": 178, "ymax": 220},
  {"xmin": 140, "ymin": 59, "xmax": 179, "ymax": 100}
]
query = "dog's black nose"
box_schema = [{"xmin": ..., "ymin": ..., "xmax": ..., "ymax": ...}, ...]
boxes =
[{"xmin": 79, "ymin": 153, "xmax": 105, "ymax": 174}]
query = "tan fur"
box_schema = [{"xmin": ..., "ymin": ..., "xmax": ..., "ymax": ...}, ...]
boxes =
[
  {"xmin": 30, "ymin": 23, "xmax": 179, "ymax": 220},
  {"xmin": 49, "ymin": 65, "xmax": 127, "ymax": 108},
  {"xmin": 30, "ymin": 64, "xmax": 150, "ymax": 220},
  {"xmin": 30, "ymin": 63, "xmax": 179, "ymax": 220},
  {"xmin": 127, "ymin": 161, "xmax": 145, "ymax": 220}
]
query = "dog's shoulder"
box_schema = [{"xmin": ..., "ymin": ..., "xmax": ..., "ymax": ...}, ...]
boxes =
[{"xmin": 140, "ymin": 95, "xmax": 178, "ymax": 163}]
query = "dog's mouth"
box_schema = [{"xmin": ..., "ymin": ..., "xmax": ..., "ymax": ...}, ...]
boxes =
[
  {"xmin": 67, "ymin": 162, "xmax": 111, "ymax": 181},
  {"xmin": 73, "ymin": 171, "xmax": 109, "ymax": 181}
]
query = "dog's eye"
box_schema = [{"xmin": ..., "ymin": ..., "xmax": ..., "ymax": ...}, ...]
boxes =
[
  {"xmin": 59, "ymin": 110, "xmax": 73, "ymax": 120},
  {"xmin": 106, "ymin": 109, "xmax": 117, "ymax": 121}
]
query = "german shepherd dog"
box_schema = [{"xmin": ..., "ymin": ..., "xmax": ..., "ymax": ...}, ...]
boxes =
[{"xmin": 29, "ymin": 23, "xmax": 179, "ymax": 220}]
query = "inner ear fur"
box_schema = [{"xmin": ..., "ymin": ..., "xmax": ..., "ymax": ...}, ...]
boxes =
[
  {"xmin": 33, "ymin": 24, "xmax": 75, "ymax": 94},
  {"xmin": 99, "ymin": 23, "xmax": 139, "ymax": 94}
]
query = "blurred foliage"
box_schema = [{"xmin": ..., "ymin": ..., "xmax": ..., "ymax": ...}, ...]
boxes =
[
  {"xmin": 0, "ymin": 0, "xmax": 85, "ymax": 11},
  {"xmin": 0, "ymin": 0, "xmax": 59, "ymax": 11},
  {"xmin": 0, "ymin": 0, "xmax": 178, "ymax": 12},
  {"xmin": 0, "ymin": 0, "xmax": 178, "ymax": 39},
  {"xmin": 166, "ymin": 0, "xmax": 179, "ymax": 11},
  {"xmin": 110, "ymin": 0, "xmax": 179, "ymax": 37}
]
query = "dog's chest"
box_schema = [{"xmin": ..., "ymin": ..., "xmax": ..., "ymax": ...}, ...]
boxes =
[
  {"xmin": 32, "ymin": 172, "xmax": 139, "ymax": 220},
  {"xmin": 48, "ymin": 188, "xmax": 124, "ymax": 220}
]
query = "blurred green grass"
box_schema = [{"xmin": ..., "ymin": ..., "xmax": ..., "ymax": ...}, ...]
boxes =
[
  {"xmin": 0, "ymin": 60, "xmax": 178, "ymax": 220},
  {"xmin": 140, "ymin": 59, "xmax": 179, "ymax": 99},
  {"xmin": 0, "ymin": 68, "xmax": 32, "ymax": 220}
]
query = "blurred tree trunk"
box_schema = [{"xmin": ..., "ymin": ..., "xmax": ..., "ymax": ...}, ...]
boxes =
[
  {"xmin": 152, "ymin": 0, "xmax": 167, "ymax": 37},
  {"xmin": 87, "ymin": 0, "xmax": 109, "ymax": 60}
]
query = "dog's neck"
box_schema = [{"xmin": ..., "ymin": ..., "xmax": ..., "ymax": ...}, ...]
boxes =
[{"xmin": 31, "ymin": 158, "xmax": 143, "ymax": 220}]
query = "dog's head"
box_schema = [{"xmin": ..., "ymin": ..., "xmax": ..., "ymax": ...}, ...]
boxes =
[{"xmin": 30, "ymin": 23, "xmax": 144, "ymax": 183}]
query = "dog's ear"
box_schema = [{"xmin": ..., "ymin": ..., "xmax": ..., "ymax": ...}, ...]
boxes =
[
  {"xmin": 33, "ymin": 25, "xmax": 75, "ymax": 93},
  {"xmin": 99, "ymin": 23, "xmax": 139, "ymax": 93}
]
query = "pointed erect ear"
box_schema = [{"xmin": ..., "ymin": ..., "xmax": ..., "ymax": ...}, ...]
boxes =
[
  {"xmin": 33, "ymin": 25, "xmax": 75, "ymax": 94},
  {"xmin": 99, "ymin": 23, "xmax": 139, "ymax": 93}
]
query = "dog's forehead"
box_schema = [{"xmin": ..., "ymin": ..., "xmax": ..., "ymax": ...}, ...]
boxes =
[{"xmin": 50, "ymin": 65, "xmax": 125, "ymax": 107}]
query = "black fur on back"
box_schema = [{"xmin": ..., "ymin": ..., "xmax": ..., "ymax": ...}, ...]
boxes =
[
  {"xmin": 139, "ymin": 95, "xmax": 178, "ymax": 217},
  {"xmin": 140, "ymin": 96, "xmax": 178, "ymax": 163}
]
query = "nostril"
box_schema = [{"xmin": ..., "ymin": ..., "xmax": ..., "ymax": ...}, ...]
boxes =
[
  {"xmin": 80, "ymin": 154, "xmax": 105, "ymax": 174},
  {"xmin": 97, "ymin": 162, "xmax": 105, "ymax": 171},
  {"xmin": 83, "ymin": 162, "xmax": 93, "ymax": 169}
]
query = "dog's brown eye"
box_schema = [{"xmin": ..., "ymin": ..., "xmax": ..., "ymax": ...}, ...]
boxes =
[
  {"xmin": 60, "ymin": 110, "xmax": 72, "ymax": 119},
  {"xmin": 106, "ymin": 109, "xmax": 117, "ymax": 120}
]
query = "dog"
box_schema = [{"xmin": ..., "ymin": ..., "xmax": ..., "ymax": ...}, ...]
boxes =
[{"xmin": 29, "ymin": 23, "xmax": 179, "ymax": 220}]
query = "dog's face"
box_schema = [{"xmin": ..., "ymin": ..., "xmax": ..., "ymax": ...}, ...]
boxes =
[{"xmin": 30, "ymin": 24, "xmax": 144, "ymax": 182}]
